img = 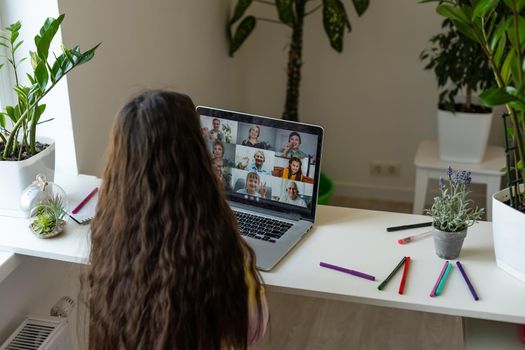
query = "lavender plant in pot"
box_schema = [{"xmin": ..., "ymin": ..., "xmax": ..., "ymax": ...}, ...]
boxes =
[
  {"xmin": 426, "ymin": 167, "xmax": 484, "ymax": 259},
  {"xmin": 0, "ymin": 15, "xmax": 99, "ymax": 216},
  {"xmin": 420, "ymin": 17, "xmax": 496, "ymax": 163}
]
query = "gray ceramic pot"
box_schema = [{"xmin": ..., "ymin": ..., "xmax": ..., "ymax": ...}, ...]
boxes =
[{"xmin": 432, "ymin": 227, "xmax": 467, "ymax": 260}]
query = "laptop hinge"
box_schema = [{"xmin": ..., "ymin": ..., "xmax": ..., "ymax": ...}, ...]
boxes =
[{"xmin": 229, "ymin": 201, "xmax": 303, "ymax": 221}]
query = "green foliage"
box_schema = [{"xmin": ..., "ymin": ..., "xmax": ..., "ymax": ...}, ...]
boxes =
[
  {"xmin": 428, "ymin": 0, "xmax": 525, "ymax": 209},
  {"xmin": 228, "ymin": 0, "xmax": 366, "ymax": 56},
  {"xmin": 420, "ymin": 19, "xmax": 495, "ymax": 112},
  {"xmin": 227, "ymin": 0, "xmax": 371, "ymax": 121},
  {"xmin": 425, "ymin": 168, "xmax": 484, "ymax": 232},
  {"xmin": 0, "ymin": 15, "xmax": 100, "ymax": 160},
  {"xmin": 31, "ymin": 194, "xmax": 66, "ymax": 236}
]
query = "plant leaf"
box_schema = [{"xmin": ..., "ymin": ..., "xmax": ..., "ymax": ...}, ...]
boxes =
[
  {"xmin": 473, "ymin": 0, "xmax": 500, "ymax": 19},
  {"xmin": 34, "ymin": 14, "xmax": 65, "ymax": 61},
  {"xmin": 351, "ymin": 0, "xmax": 369, "ymax": 16},
  {"xmin": 229, "ymin": 16, "xmax": 256, "ymax": 56},
  {"xmin": 77, "ymin": 43, "xmax": 101, "ymax": 65},
  {"xmin": 451, "ymin": 19, "xmax": 479, "ymax": 41},
  {"xmin": 34, "ymin": 59, "xmax": 49, "ymax": 91},
  {"xmin": 276, "ymin": 0, "xmax": 295, "ymax": 26},
  {"xmin": 436, "ymin": 4, "xmax": 470, "ymax": 24},
  {"xmin": 322, "ymin": 0, "xmax": 349, "ymax": 53},
  {"xmin": 230, "ymin": 0, "xmax": 253, "ymax": 25},
  {"xmin": 490, "ymin": 18, "xmax": 510, "ymax": 51},
  {"xmin": 480, "ymin": 86, "xmax": 519, "ymax": 105},
  {"xmin": 494, "ymin": 32, "xmax": 507, "ymax": 68}
]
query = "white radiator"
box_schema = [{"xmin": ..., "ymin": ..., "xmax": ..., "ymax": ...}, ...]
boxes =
[{"xmin": 0, "ymin": 316, "xmax": 71, "ymax": 350}]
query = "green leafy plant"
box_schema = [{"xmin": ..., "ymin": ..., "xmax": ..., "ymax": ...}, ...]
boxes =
[
  {"xmin": 426, "ymin": 166, "xmax": 484, "ymax": 232},
  {"xmin": 228, "ymin": 0, "xmax": 371, "ymax": 121},
  {"xmin": 420, "ymin": 18, "xmax": 495, "ymax": 112},
  {"xmin": 31, "ymin": 194, "xmax": 66, "ymax": 237},
  {"xmin": 0, "ymin": 14, "xmax": 99, "ymax": 161},
  {"xmin": 428, "ymin": 0, "xmax": 525, "ymax": 211}
]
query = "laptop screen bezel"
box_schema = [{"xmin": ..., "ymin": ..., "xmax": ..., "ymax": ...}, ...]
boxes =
[{"xmin": 197, "ymin": 106, "xmax": 323, "ymax": 221}]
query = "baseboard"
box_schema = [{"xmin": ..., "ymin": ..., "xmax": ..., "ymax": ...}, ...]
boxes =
[{"xmin": 334, "ymin": 181, "xmax": 487, "ymax": 205}]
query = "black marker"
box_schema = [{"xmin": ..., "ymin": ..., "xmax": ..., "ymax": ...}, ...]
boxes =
[{"xmin": 386, "ymin": 222, "xmax": 433, "ymax": 232}]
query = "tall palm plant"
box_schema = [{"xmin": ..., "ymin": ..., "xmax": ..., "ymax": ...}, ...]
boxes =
[{"xmin": 228, "ymin": 0, "xmax": 370, "ymax": 122}]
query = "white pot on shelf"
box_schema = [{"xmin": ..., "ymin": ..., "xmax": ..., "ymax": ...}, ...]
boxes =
[
  {"xmin": 437, "ymin": 108, "xmax": 493, "ymax": 163},
  {"xmin": 0, "ymin": 137, "xmax": 55, "ymax": 217},
  {"xmin": 492, "ymin": 185, "xmax": 525, "ymax": 283}
]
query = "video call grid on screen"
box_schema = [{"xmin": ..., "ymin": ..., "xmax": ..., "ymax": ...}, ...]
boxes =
[{"xmin": 198, "ymin": 108, "xmax": 322, "ymax": 217}]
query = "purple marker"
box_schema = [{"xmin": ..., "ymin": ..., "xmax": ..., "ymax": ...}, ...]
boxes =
[
  {"xmin": 320, "ymin": 262, "xmax": 375, "ymax": 281},
  {"xmin": 456, "ymin": 261, "xmax": 479, "ymax": 301}
]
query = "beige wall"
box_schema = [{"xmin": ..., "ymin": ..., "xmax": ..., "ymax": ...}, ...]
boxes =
[
  {"xmin": 56, "ymin": 0, "xmax": 503, "ymax": 200},
  {"xmin": 57, "ymin": 0, "xmax": 239, "ymax": 176},
  {"xmin": 232, "ymin": 0, "xmax": 440, "ymax": 201}
]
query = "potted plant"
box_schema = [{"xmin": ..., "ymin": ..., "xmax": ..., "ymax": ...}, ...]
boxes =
[
  {"xmin": 426, "ymin": 166, "xmax": 484, "ymax": 259},
  {"xmin": 431, "ymin": 0, "xmax": 525, "ymax": 281},
  {"xmin": 228, "ymin": 0, "xmax": 371, "ymax": 203},
  {"xmin": 30, "ymin": 194, "xmax": 67, "ymax": 238},
  {"xmin": 420, "ymin": 17, "xmax": 496, "ymax": 163},
  {"xmin": 0, "ymin": 15, "xmax": 99, "ymax": 217}
]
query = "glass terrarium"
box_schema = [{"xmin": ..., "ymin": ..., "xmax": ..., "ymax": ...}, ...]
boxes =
[{"xmin": 20, "ymin": 174, "xmax": 68, "ymax": 238}]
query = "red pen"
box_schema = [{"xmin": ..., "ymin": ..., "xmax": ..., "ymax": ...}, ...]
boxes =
[
  {"xmin": 398, "ymin": 256, "xmax": 410, "ymax": 295},
  {"xmin": 72, "ymin": 187, "xmax": 99, "ymax": 214}
]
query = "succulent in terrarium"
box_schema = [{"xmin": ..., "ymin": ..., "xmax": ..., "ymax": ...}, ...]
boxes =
[{"xmin": 30, "ymin": 194, "xmax": 67, "ymax": 238}]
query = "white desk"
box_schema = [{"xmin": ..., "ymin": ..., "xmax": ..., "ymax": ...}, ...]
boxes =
[
  {"xmin": 413, "ymin": 140, "xmax": 505, "ymax": 220},
  {"xmin": 0, "ymin": 175, "xmax": 524, "ymax": 327}
]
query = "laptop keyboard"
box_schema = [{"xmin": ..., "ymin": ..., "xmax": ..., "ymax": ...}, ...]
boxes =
[{"xmin": 233, "ymin": 210, "xmax": 293, "ymax": 243}]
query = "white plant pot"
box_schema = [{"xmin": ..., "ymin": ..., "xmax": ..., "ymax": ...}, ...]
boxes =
[
  {"xmin": 437, "ymin": 109, "xmax": 493, "ymax": 163},
  {"xmin": 0, "ymin": 137, "xmax": 55, "ymax": 217},
  {"xmin": 492, "ymin": 186, "xmax": 525, "ymax": 283}
]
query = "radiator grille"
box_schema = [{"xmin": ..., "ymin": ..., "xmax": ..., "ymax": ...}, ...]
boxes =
[{"xmin": 2, "ymin": 319, "xmax": 60, "ymax": 350}]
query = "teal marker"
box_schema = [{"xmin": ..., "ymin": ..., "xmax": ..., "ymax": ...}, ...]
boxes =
[{"xmin": 435, "ymin": 262, "xmax": 453, "ymax": 296}]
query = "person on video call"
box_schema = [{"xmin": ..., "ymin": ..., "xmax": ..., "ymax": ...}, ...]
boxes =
[
  {"xmin": 237, "ymin": 172, "xmax": 267, "ymax": 198},
  {"xmin": 87, "ymin": 90, "xmax": 267, "ymax": 349},
  {"xmin": 238, "ymin": 150, "xmax": 271, "ymax": 175},
  {"xmin": 241, "ymin": 125, "xmax": 271, "ymax": 150},
  {"xmin": 282, "ymin": 131, "xmax": 308, "ymax": 159},
  {"xmin": 211, "ymin": 141, "xmax": 234, "ymax": 169},
  {"xmin": 282, "ymin": 157, "xmax": 304, "ymax": 182},
  {"xmin": 281, "ymin": 181, "xmax": 307, "ymax": 207},
  {"xmin": 213, "ymin": 164, "xmax": 233, "ymax": 192},
  {"xmin": 202, "ymin": 118, "xmax": 224, "ymax": 142}
]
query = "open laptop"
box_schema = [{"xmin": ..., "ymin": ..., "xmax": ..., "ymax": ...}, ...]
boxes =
[{"xmin": 197, "ymin": 106, "xmax": 324, "ymax": 271}]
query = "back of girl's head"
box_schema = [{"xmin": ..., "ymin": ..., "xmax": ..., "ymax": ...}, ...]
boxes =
[{"xmin": 87, "ymin": 90, "xmax": 259, "ymax": 350}]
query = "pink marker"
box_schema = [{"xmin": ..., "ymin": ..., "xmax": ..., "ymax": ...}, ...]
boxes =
[{"xmin": 398, "ymin": 230, "xmax": 432, "ymax": 245}]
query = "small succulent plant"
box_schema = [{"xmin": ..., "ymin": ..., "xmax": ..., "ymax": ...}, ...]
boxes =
[
  {"xmin": 425, "ymin": 166, "xmax": 485, "ymax": 232},
  {"xmin": 31, "ymin": 194, "xmax": 66, "ymax": 237}
]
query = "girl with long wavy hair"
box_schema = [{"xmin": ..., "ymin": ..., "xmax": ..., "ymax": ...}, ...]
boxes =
[{"xmin": 86, "ymin": 90, "xmax": 268, "ymax": 349}]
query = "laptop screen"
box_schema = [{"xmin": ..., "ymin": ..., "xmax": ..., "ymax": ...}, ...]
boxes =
[{"xmin": 197, "ymin": 106, "xmax": 323, "ymax": 221}]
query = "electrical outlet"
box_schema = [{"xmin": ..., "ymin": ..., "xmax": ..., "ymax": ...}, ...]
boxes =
[
  {"xmin": 369, "ymin": 161, "xmax": 401, "ymax": 177},
  {"xmin": 369, "ymin": 161, "xmax": 384, "ymax": 176}
]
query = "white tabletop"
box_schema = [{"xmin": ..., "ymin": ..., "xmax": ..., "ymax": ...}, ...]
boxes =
[
  {"xmin": 414, "ymin": 140, "xmax": 505, "ymax": 175},
  {"xmin": 0, "ymin": 175, "xmax": 524, "ymax": 324},
  {"xmin": 262, "ymin": 206, "xmax": 525, "ymax": 324}
]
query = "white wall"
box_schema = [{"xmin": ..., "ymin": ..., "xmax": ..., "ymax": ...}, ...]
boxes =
[
  {"xmin": 0, "ymin": 0, "xmax": 78, "ymax": 176},
  {"xmin": 57, "ymin": 0, "xmax": 240, "ymax": 176}
]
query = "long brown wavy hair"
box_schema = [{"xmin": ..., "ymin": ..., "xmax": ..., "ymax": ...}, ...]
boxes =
[{"xmin": 86, "ymin": 90, "xmax": 264, "ymax": 349}]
